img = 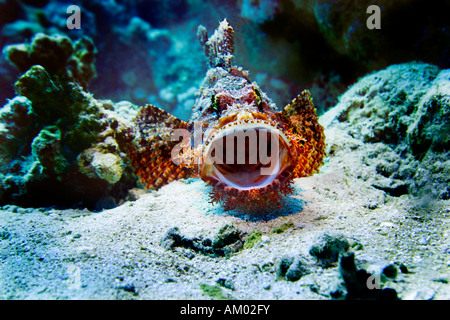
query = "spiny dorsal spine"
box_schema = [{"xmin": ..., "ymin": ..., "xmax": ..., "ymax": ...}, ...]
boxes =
[{"xmin": 197, "ymin": 19, "xmax": 234, "ymax": 70}]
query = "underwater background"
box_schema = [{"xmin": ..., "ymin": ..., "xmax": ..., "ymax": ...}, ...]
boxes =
[
  {"xmin": 0, "ymin": 0, "xmax": 449, "ymax": 300},
  {"xmin": 1, "ymin": 0, "xmax": 449, "ymax": 118}
]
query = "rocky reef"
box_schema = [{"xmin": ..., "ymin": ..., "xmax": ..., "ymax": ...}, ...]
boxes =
[
  {"xmin": 322, "ymin": 62, "xmax": 450, "ymax": 201},
  {"xmin": 0, "ymin": 33, "xmax": 137, "ymax": 210},
  {"xmin": 3, "ymin": 32, "xmax": 96, "ymax": 88}
]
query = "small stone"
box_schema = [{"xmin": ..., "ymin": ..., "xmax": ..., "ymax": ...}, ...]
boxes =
[
  {"xmin": 182, "ymin": 249, "xmax": 195, "ymax": 260},
  {"xmin": 382, "ymin": 264, "xmax": 398, "ymax": 279},
  {"xmin": 211, "ymin": 224, "xmax": 243, "ymax": 256},
  {"xmin": 276, "ymin": 255, "xmax": 294, "ymax": 279},
  {"xmin": 76, "ymin": 246, "xmax": 96, "ymax": 258},
  {"xmin": 364, "ymin": 202, "xmax": 379, "ymax": 210},
  {"xmin": 418, "ymin": 237, "xmax": 428, "ymax": 245},
  {"xmin": 272, "ymin": 221, "xmax": 294, "ymax": 234},
  {"xmin": 277, "ymin": 254, "xmax": 310, "ymax": 282},
  {"xmin": 17, "ymin": 207, "xmax": 29, "ymax": 214},
  {"xmin": 285, "ymin": 257, "xmax": 310, "ymax": 282},
  {"xmin": 243, "ymin": 229, "xmax": 262, "ymax": 249},
  {"xmin": 199, "ymin": 283, "xmax": 228, "ymax": 300},
  {"xmin": 161, "ymin": 225, "xmax": 243, "ymax": 257},
  {"xmin": 351, "ymin": 241, "xmax": 364, "ymax": 251},
  {"xmin": 120, "ymin": 283, "xmax": 138, "ymax": 296},
  {"xmin": 309, "ymin": 232, "xmax": 350, "ymax": 268},
  {"xmin": 9, "ymin": 205, "xmax": 19, "ymax": 213},
  {"xmin": 399, "ymin": 263, "xmax": 408, "ymax": 274},
  {"xmin": 160, "ymin": 227, "xmax": 181, "ymax": 250},
  {"xmin": 217, "ymin": 278, "xmax": 235, "ymax": 291},
  {"xmin": 212, "ymin": 224, "xmax": 241, "ymax": 249},
  {"xmin": 376, "ymin": 221, "xmax": 396, "ymax": 236}
]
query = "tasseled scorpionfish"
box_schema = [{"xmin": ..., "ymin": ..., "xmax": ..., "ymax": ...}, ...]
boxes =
[{"xmin": 127, "ymin": 19, "xmax": 326, "ymax": 210}]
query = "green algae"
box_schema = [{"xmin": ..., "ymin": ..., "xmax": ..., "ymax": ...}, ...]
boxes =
[
  {"xmin": 243, "ymin": 229, "xmax": 262, "ymax": 249},
  {"xmin": 199, "ymin": 283, "xmax": 228, "ymax": 300},
  {"xmin": 272, "ymin": 221, "xmax": 294, "ymax": 234}
]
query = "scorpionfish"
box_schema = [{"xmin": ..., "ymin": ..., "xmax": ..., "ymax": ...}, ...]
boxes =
[{"xmin": 127, "ymin": 19, "xmax": 326, "ymax": 210}]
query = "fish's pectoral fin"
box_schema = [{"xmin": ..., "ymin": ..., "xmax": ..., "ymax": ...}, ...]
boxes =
[
  {"xmin": 281, "ymin": 90, "xmax": 326, "ymax": 178},
  {"xmin": 126, "ymin": 104, "xmax": 194, "ymax": 189}
]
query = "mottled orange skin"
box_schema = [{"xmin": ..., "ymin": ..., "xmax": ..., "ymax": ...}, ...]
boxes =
[
  {"xmin": 127, "ymin": 20, "xmax": 326, "ymax": 211},
  {"xmin": 127, "ymin": 105, "xmax": 191, "ymax": 189}
]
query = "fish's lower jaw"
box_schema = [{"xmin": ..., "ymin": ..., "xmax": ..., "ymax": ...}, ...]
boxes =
[
  {"xmin": 200, "ymin": 121, "xmax": 295, "ymax": 189},
  {"xmin": 208, "ymin": 176, "xmax": 295, "ymax": 211},
  {"xmin": 202, "ymin": 162, "xmax": 281, "ymax": 191}
]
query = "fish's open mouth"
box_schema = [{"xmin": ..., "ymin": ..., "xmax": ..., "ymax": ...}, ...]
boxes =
[{"xmin": 200, "ymin": 121, "xmax": 294, "ymax": 190}]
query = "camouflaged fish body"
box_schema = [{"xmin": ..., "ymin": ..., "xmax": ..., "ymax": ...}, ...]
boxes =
[{"xmin": 128, "ymin": 19, "xmax": 326, "ymax": 210}]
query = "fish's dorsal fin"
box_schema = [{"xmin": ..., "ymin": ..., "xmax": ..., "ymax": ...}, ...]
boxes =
[{"xmin": 197, "ymin": 19, "xmax": 235, "ymax": 70}]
